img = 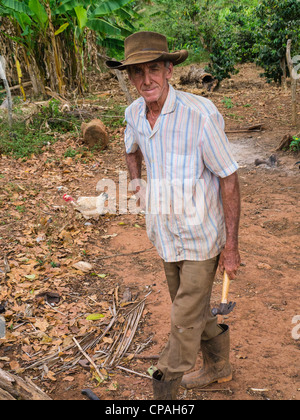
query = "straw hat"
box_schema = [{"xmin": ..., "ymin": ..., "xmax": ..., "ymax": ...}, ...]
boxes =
[{"xmin": 106, "ymin": 31, "xmax": 188, "ymax": 70}]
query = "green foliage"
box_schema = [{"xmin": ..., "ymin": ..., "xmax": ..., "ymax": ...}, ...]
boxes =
[
  {"xmin": 64, "ymin": 148, "xmax": 79, "ymax": 158},
  {"xmin": 136, "ymin": 0, "xmax": 202, "ymax": 51},
  {"xmin": 205, "ymin": 3, "xmax": 259, "ymax": 81},
  {"xmin": 2, "ymin": 0, "xmax": 299, "ymax": 90},
  {"xmin": 290, "ymin": 136, "xmax": 300, "ymax": 152},
  {"xmin": 134, "ymin": 0, "xmax": 259, "ymax": 80},
  {"xmin": 254, "ymin": 0, "xmax": 300, "ymax": 83},
  {"xmin": 101, "ymin": 102, "xmax": 126, "ymax": 128},
  {"xmin": 133, "ymin": 0, "xmax": 300, "ymax": 84},
  {"xmin": 206, "ymin": 28, "xmax": 239, "ymax": 81},
  {"xmin": 222, "ymin": 97, "xmax": 234, "ymax": 109},
  {"xmin": 223, "ymin": 5, "xmax": 259, "ymax": 63},
  {"xmin": 0, "ymin": 121, "xmax": 54, "ymax": 159},
  {"xmin": 0, "ymin": 0, "xmax": 137, "ymax": 93}
]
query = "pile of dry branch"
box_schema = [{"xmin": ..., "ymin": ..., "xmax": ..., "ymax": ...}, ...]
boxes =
[{"xmin": 24, "ymin": 290, "xmax": 152, "ymax": 383}]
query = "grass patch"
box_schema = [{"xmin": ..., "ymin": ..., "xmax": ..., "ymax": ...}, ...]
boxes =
[
  {"xmin": 0, "ymin": 99, "xmax": 81, "ymax": 159},
  {"xmin": 0, "ymin": 122, "xmax": 55, "ymax": 159},
  {"xmin": 0, "ymin": 96, "xmax": 126, "ymax": 160},
  {"xmin": 222, "ymin": 97, "xmax": 234, "ymax": 109}
]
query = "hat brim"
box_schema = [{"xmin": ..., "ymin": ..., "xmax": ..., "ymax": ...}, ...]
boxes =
[{"xmin": 106, "ymin": 50, "xmax": 188, "ymax": 70}]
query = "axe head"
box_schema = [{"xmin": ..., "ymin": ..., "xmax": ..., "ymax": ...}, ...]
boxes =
[{"xmin": 211, "ymin": 301, "xmax": 236, "ymax": 317}]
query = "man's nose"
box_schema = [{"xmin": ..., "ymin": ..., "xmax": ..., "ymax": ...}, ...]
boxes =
[{"xmin": 143, "ymin": 69, "xmax": 151, "ymax": 85}]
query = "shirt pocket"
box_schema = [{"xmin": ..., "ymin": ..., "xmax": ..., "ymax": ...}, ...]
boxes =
[{"xmin": 166, "ymin": 152, "xmax": 195, "ymax": 182}]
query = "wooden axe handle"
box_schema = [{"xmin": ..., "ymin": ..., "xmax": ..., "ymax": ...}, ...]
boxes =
[{"xmin": 221, "ymin": 271, "xmax": 231, "ymax": 304}]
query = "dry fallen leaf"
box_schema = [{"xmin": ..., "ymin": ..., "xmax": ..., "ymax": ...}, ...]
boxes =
[
  {"xmin": 73, "ymin": 261, "xmax": 93, "ymax": 272},
  {"xmin": 34, "ymin": 319, "xmax": 49, "ymax": 332},
  {"xmin": 9, "ymin": 360, "xmax": 21, "ymax": 371},
  {"xmin": 59, "ymin": 230, "xmax": 74, "ymax": 245},
  {"xmin": 46, "ymin": 371, "xmax": 57, "ymax": 381},
  {"xmin": 257, "ymin": 263, "xmax": 272, "ymax": 270},
  {"xmin": 102, "ymin": 337, "xmax": 113, "ymax": 344},
  {"xmin": 64, "ymin": 376, "xmax": 75, "ymax": 382},
  {"xmin": 108, "ymin": 381, "xmax": 119, "ymax": 391}
]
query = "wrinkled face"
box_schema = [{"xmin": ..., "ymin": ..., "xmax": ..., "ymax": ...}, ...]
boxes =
[{"xmin": 128, "ymin": 61, "xmax": 173, "ymax": 106}]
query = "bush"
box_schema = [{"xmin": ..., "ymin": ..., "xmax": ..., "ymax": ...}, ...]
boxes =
[
  {"xmin": 225, "ymin": 5, "xmax": 259, "ymax": 64},
  {"xmin": 206, "ymin": 31, "xmax": 239, "ymax": 81},
  {"xmin": 205, "ymin": 4, "xmax": 259, "ymax": 81},
  {"xmin": 136, "ymin": 0, "xmax": 204, "ymax": 54},
  {"xmin": 254, "ymin": 0, "xmax": 300, "ymax": 84},
  {"xmin": 290, "ymin": 136, "xmax": 300, "ymax": 152}
]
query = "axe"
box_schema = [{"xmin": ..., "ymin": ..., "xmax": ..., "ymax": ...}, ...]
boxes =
[
  {"xmin": 81, "ymin": 389, "xmax": 100, "ymax": 400},
  {"xmin": 212, "ymin": 271, "xmax": 236, "ymax": 316}
]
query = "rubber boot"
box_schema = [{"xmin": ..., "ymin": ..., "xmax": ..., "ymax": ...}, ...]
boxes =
[
  {"xmin": 181, "ymin": 324, "xmax": 232, "ymax": 389},
  {"xmin": 152, "ymin": 370, "xmax": 182, "ymax": 400}
]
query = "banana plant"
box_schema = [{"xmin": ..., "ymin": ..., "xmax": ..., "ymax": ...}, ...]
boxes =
[
  {"xmin": 0, "ymin": 0, "xmax": 136, "ymax": 95},
  {"xmin": 0, "ymin": 0, "xmax": 50, "ymax": 95},
  {"xmin": 53, "ymin": 0, "xmax": 136, "ymax": 92}
]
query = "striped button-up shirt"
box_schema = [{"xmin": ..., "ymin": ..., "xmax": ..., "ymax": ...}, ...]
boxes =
[{"xmin": 124, "ymin": 84, "xmax": 238, "ymax": 262}]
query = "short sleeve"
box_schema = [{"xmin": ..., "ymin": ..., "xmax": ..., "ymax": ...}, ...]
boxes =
[
  {"xmin": 124, "ymin": 98, "xmax": 141, "ymax": 156},
  {"xmin": 202, "ymin": 112, "xmax": 239, "ymax": 178}
]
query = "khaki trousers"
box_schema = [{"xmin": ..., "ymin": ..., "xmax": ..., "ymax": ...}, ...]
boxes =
[{"xmin": 157, "ymin": 256, "xmax": 223, "ymax": 381}]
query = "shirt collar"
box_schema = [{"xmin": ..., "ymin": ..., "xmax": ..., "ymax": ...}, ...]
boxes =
[{"xmin": 139, "ymin": 84, "xmax": 177, "ymax": 117}]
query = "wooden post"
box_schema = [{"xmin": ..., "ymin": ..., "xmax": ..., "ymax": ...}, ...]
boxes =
[
  {"xmin": 114, "ymin": 69, "xmax": 134, "ymax": 105},
  {"xmin": 280, "ymin": 57, "xmax": 287, "ymax": 92},
  {"xmin": 286, "ymin": 39, "xmax": 297, "ymax": 126},
  {"xmin": 97, "ymin": 53, "xmax": 134, "ymax": 105}
]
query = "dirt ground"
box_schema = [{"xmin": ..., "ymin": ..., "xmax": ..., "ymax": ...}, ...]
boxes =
[{"xmin": 0, "ymin": 63, "xmax": 299, "ymax": 401}]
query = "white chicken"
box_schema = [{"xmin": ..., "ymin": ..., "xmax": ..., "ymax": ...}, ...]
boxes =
[{"xmin": 73, "ymin": 192, "xmax": 108, "ymax": 219}]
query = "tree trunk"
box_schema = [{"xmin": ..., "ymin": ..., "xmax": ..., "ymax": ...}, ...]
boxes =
[
  {"xmin": 0, "ymin": 368, "xmax": 52, "ymax": 400},
  {"xmin": 73, "ymin": 35, "xmax": 85, "ymax": 95},
  {"xmin": 114, "ymin": 69, "xmax": 133, "ymax": 104},
  {"xmin": 45, "ymin": 1, "xmax": 65, "ymax": 95},
  {"xmin": 97, "ymin": 52, "xmax": 134, "ymax": 105},
  {"xmin": 22, "ymin": 48, "xmax": 46, "ymax": 97},
  {"xmin": 280, "ymin": 57, "xmax": 287, "ymax": 91},
  {"xmin": 276, "ymin": 134, "xmax": 294, "ymax": 151},
  {"xmin": 180, "ymin": 66, "xmax": 219, "ymax": 91}
]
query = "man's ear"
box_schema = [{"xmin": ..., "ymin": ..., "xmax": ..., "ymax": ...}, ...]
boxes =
[{"xmin": 166, "ymin": 62, "xmax": 174, "ymax": 80}]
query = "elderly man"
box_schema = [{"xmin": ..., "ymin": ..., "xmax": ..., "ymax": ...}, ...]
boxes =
[{"xmin": 106, "ymin": 31, "xmax": 241, "ymax": 400}]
